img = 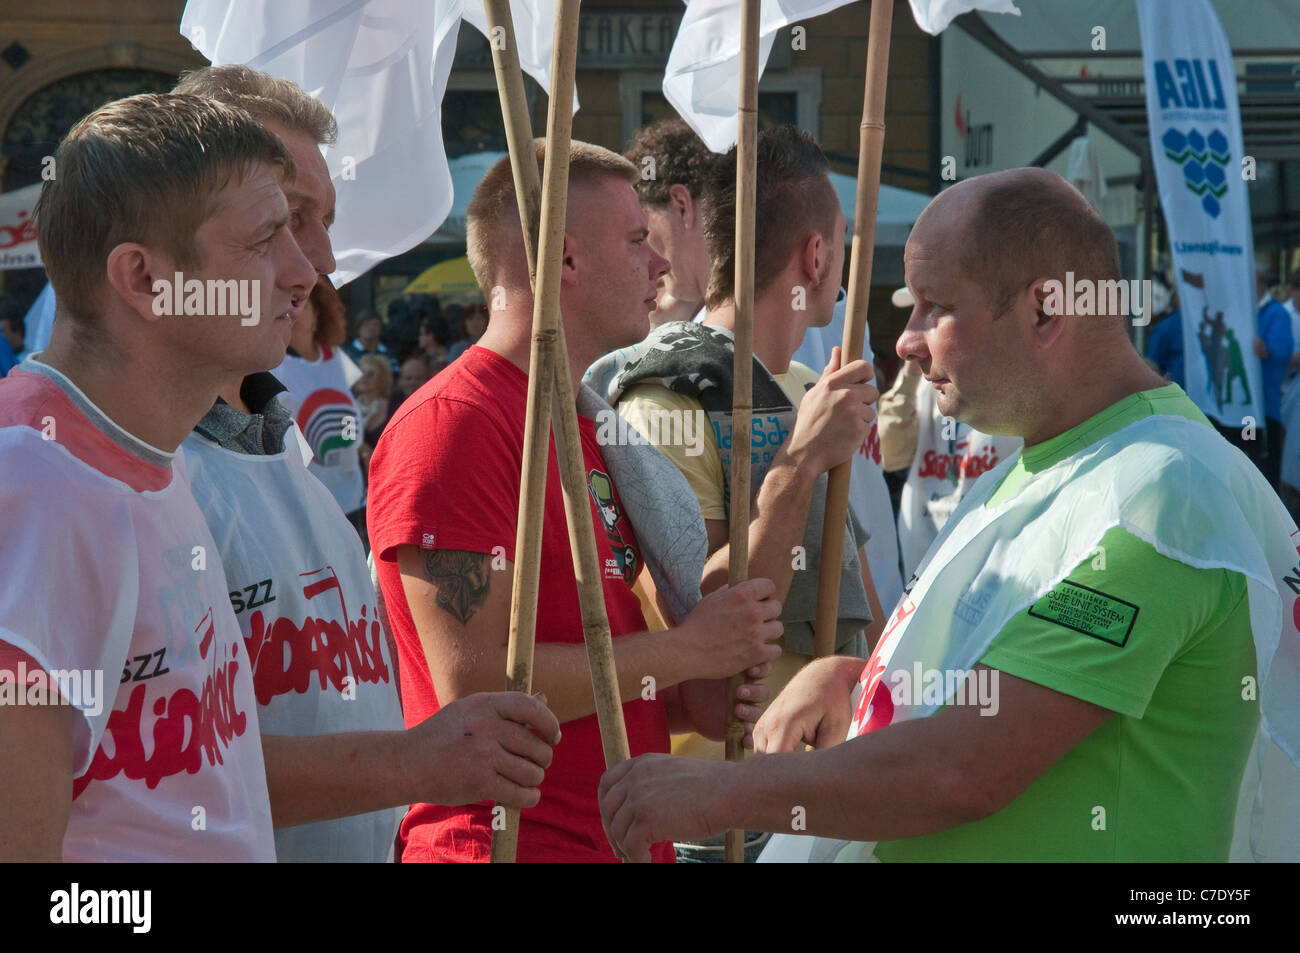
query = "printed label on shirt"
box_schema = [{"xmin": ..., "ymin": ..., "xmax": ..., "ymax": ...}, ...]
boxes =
[
  {"xmin": 1027, "ymin": 580, "xmax": 1138, "ymax": 646},
  {"xmin": 73, "ymin": 607, "xmax": 249, "ymax": 798},
  {"xmin": 421, "ymin": 532, "xmax": 436, "ymax": 549},
  {"xmin": 587, "ymin": 468, "xmax": 637, "ymax": 583},
  {"xmin": 243, "ymin": 566, "xmax": 391, "ymax": 705}
]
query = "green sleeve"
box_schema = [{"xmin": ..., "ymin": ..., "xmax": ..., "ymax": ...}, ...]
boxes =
[{"xmin": 980, "ymin": 525, "xmax": 1248, "ymax": 717}]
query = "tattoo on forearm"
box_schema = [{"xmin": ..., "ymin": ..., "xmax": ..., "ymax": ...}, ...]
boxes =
[{"xmin": 423, "ymin": 550, "xmax": 491, "ymax": 624}]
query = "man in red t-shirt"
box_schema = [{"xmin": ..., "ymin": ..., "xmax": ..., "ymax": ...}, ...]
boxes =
[{"xmin": 368, "ymin": 140, "xmax": 785, "ymax": 862}]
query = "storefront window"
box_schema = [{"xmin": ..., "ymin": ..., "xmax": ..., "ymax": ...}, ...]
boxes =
[{"xmin": 442, "ymin": 88, "xmax": 508, "ymax": 159}]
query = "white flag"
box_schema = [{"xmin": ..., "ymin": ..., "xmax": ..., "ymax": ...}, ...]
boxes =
[
  {"xmin": 664, "ymin": 0, "xmax": 1021, "ymax": 155},
  {"xmin": 663, "ymin": 0, "xmax": 856, "ymax": 154},
  {"xmin": 181, "ymin": 0, "xmax": 568, "ymax": 287},
  {"xmin": 906, "ymin": 0, "xmax": 1021, "ymax": 36}
]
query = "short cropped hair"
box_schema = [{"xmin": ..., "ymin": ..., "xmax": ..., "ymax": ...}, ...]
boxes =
[
  {"xmin": 625, "ymin": 119, "xmax": 717, "ymax": 209},
  {"xmin": 963, "ymin": 173, "xmax": 1121, "ymax": 316},
  {"xmin": 174, "ymin": 65, "xmax": 337, "ymax": 146},
  {"xmin": 703, "ymin": 125, "xmax": 839, "ymax": 309},
  {"xmin": 465, "ymin": 139, "xmax": 639, "ymax": 290},
  {"xmin": 34, "ymin": 92, "xmax": 292, "ymax": 324}
]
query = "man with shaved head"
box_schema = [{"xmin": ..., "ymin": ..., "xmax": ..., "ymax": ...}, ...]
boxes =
[{"xmin": 599, "ymin": 167, "xmax": 1300, "ymax": 863}]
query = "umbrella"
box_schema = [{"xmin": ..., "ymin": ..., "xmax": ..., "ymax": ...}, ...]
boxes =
[{"xmin": 401, "ymin": 256, "xmax": 479, "ymax": 296}]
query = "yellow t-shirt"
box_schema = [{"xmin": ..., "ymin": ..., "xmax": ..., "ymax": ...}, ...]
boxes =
[{"xmin": 619, "ymin": 361, "xmax": 822, "ymax": 760}]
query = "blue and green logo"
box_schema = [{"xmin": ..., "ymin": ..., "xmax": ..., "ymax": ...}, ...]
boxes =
[{"xmin": 1162, "ymin": 126, "xmax": 1230, "ymax": 218}]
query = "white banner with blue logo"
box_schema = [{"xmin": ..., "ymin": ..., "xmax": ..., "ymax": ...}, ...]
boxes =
[{"xmin": 1138, "ymin": 0, "xmax": 1259, "ymax": 429}]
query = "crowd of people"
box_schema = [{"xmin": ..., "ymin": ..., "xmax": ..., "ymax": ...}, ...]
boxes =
[
  {"xmin": 1, "ymin": 63, "xmax": 1296, "ymax": 864},
  {"xmin": 1145, "ymin": 262, "xmax": 1300, "ymax": 510}
]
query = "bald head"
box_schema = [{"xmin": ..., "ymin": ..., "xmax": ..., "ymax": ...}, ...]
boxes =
[
  {"xmin": 917, "ymin": 168, "xmax": 1121, "ymax": 321},
  {"xmin": 899, "ymin": 167, "xmax": 1163, "ymax": 447}
]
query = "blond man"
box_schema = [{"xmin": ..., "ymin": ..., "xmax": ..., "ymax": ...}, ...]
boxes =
[{"xmin": 368, "ymin": 140, "xmax": 785, "ymax": 862}]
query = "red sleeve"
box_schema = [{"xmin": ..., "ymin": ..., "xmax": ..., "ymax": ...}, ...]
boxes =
[
  {"xmin": 0, "ymin": 642, "xmax": 42, "ymax": 677},
  {"xmin": 0, "ymin": 641, "xmax": 80, "ymax": 707},
  {"xmin": 367, "ymin": 395, "xmax": 524, "ymax": 565}
]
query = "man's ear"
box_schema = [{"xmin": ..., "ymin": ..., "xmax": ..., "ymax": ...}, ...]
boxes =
[
  {"xmin": 1029, "ymin": 277, "xmax": 1069, "ymax": 348},
  {"xmin": 105, "ymin": 242, "xmax": 170, "ymax": 324},
  {"xmin": 668, "ymin": 183, "xmax": 695, "ymax": 228},
  {"xmin": 800, "ymin": 229, "xmax": 825, "ymax": 286}
]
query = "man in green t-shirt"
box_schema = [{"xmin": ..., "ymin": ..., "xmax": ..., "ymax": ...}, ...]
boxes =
[{"xmin": 597, "ymin": 166, "xmax": 1297, "ymax": 862}]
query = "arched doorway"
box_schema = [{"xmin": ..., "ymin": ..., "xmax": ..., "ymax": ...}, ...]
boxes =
[{"xmin": 1, "ymin": 67, "xmax": 178, "ymax": 309}]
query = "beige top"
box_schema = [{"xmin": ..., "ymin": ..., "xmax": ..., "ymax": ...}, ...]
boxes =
[{"xmin": 619, "ymin": 362, "xmax": 823, "ymax": 761}]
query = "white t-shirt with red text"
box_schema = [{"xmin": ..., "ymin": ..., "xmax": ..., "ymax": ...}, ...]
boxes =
[
  {"xmin": 182, "ymin": 430, "xmax": 405, "ymax": 861},
  {"xmin": 0, "ymin": 360, "xmax": 273, "ymax": 861}
]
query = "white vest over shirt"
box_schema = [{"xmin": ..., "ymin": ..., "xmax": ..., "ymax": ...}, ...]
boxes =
[{"xmin": 183, "ymin": 431, "xmax": 405, "ymax": 862}]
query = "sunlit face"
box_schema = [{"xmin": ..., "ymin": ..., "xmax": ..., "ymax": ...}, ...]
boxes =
[
  {"xmin": 160, "ymin": 162, "xmax": 315, "ymax": 377},
  {"xmin": 266, "ymin": 122, "xmax": 337, "ymax": 277},
  {"xmin": 570, "ymin": 178, "xmax": 670, "ymax": 352},
  {"xmin": 895, "ymin": 209, "xmax": 1027, "ymax": 433}
]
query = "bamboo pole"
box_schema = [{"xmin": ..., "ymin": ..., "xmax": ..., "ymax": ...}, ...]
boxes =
[
  {"xmin": 484, "ymin": 0, "xmax": 541, "ymax": 278},
  {"xmin": 812, "ymin": 0, "xmax": 894, "ymax": 660},
  {"xmin": 722, "ymin": 0, "xmax": 761, "ymax": 865},
  {"xmin": 482, "ymin": 0, "xmax": 633, "ymax": 788},
  {"xmin": 488, "ymin": 0, "xmax": 586, "ymax": 864}
]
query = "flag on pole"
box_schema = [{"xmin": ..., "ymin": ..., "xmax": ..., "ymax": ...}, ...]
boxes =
[
  {"xmin": 180, "ymin": 0, "xmax": 568, "ymax": 287},
  {"xmin": 1137, "ymin": 0, "xmax": 1260, "ymax": 429},
  {"xmin": 664, "ymin": 0, "xmax": 1021, "ymax": 155},
  {"xmin": 906, "ymin": 0, "xmax": 1020, "ymax": 36},
  {"xmin": 663, "ymin": 0, "xmax": 856, "ymax": 154}
]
